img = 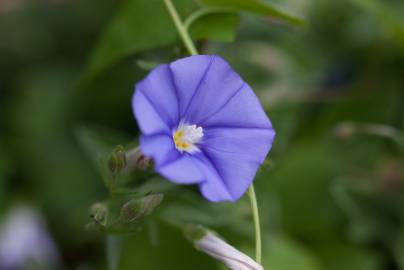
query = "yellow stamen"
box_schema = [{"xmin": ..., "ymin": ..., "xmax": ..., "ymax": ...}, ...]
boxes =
[{"xmin": 172, "ymin": 123, "xmax": 203, "ymax": 153}]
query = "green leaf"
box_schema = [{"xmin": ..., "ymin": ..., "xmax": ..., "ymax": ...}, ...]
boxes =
[
  {"xmin": 189, "ymin": 11, "xmax": 240, "ymax": 42},
  {"xmin": 83, "ymin": 0, "xmax": 195, "ymax": 81},
  {"xmin": 263, "ymin": 235, "xmax": 321, "ymax": 270},
  {"xmin": 314, "ymin": 242, "xmax": 382, "ymax": 270},
  {"xmin": 159, "ymin": 192, "xmax": 251, "ymax": 235},
  {"xmin": 255, "ymin": 141, "xmax": 343, "ymax": 239},
  {"xmin": 0, "ymin": 148, "xmax": 9, "ymax": 210},
  {"xmin": 119, "ymin": 222, "xmax": 218, "ymax": 270},
  {"xmin": 347, "ymin": 0, "xmax": 404, "ymax": 51},
  {"xmin": 75, "ymin": 126, "xmax": 141, "ymax": 191},
  {"xmin": 395, "ymin": 228, "xmax": 404, "ymax": 270},
  {"xmin": 200, "ymin": 0, "xmax": 305, "ymax": 26},
  {"xmin": 83, "ymin": 0, "xmax": 242, "ymax": 80}
]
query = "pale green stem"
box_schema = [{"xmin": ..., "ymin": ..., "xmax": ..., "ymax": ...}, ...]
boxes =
[
  {"xmin": 248, "ymin": 184, "xmax": 262, "ymax": 264},
  {"xmin": 163, "ymin": 0, "xmax": 198, "ymax": 55}
]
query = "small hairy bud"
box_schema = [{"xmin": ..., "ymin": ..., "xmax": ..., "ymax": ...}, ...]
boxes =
[{"xmin": 120, "ymin": 194, "xmax": 163, "ymax": 222}]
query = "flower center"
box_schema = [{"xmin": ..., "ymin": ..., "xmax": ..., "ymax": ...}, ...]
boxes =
[{"xmin": 173, "ymin": 123, "xmax": 204, "ymax": 153}]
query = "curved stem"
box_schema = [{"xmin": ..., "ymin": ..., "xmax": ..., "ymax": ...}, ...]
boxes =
[
  {"xmin": 248, "ymin": 184, "xmax": 262, "ymax": 264},
  {"xmin": 163, "ymin": 0, "xmax": 198, "ymax": 56}
]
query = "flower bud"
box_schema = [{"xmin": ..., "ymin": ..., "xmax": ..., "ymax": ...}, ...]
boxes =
[
  {"xmin": 108, "ymin": 145, "xmax": 126, "ymax": 174},
  {"xmin": 125, "ymin": 147, "xmax": 152, "ymax": 171},
  {"xmin": 185, "ymin": 225, "xmax": 263, "ymax": 270},
  {"xmin": 120, "ymin": 194, "xmax": 163, "ymax": 222},
  {"xmin": 89, "ymin": 202, "xmax": 108, "ymax": 226}
]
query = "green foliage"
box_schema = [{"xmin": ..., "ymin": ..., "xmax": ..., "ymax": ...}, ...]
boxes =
[
  {"xmin": 118, "ymin": 223, "xmax": 218, "ymax": 270},
  {"xmin": 395, "ymin": 228, "xmax": 404, "ymax": 270},
  {"xmin": 314, "ymin": 242, "xmax": 382, "ymax": 270},
  {"xmin": 256, "ymin": 141, "xmax": 343, "ymax": 239},
  {"xmin": 84, "ymin": 0, "xmax": 306, "ymax": 80},
  {"xmin": 200, "ymin": 0, "xmax": 305, "ymax": 26},
  {"xmin": 83, "ymin": 0, "xmax": 194, "ymax": 80},
  {"xmin": 263, "ymin": 235, "xmax": 321, "ymax": 270},
  {"xmin": 189, "ymin": 11, "xmax": 240, "ymax": 42},
  {"xmin": 0, "ymin": 150, "xmax": 8, "ymax": 210},
  {"xmin": 84, "ymin": 0, "xmax": 240, "ymax": 80},
  {"xmin": 347, "ymin": 0, "xmax": 404, "ymax": 51}
]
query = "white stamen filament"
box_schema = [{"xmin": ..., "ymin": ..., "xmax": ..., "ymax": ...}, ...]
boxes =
[{"xmin": 173, "ymin": 122, "xmax": 203, "ymax": 153}]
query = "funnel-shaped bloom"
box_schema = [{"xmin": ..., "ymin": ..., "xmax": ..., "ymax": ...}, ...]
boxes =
[{"xmin": 133, "ymin": 55, "xmax": 275, "ymax": 202}]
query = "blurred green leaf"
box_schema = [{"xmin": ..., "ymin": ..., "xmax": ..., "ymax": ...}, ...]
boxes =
[
  {"xmin": 189, "ymin": 11, "xmax": 240, "ymax": 42},
  {"xmin": 75, "ymin": 126, "xmax": 153, "ymax": 192},
  {"xmin": 0, "ymin": 148, "xmax": 8, "ymax": 209},
  {"xmin": 159, "ymin": 192, "xmax": 251, "ymax": 236},
  {"xmin": 83, "ymin": 0, "xmax": 244, "ymax": 80},
  {"xmin": 136, "ymin": 59, "xmax": 161, "ymax": 71},
  {"xmin": 200, "ymin": 0, "xmax": 305, "ymax": 26},
  {"xmin": 394, "ymin": 228, "xmax": 404, "ymax": 270},
  {"xmin": 256, "ymin": 141, "xmax": 343, "ymax": 239},
  {"xmin": 83, "ymin": 0, "xmax": 195, "ymax": 80},
  {"xmin": 119, "ymin": 222, "xmax": 218, "ymax": 270},
  {"xmin": 263, "ymin": 235, "xmax": 321, "ymax": 270},
  {"xmin": 348, "ymin": 0, "xmax": 404, "ymax": 50},
  {"xmin": 314, "ymin": 242, "xmax": 382, "ymax": 270},
  {"xmin": 76, "ymin": 126, "xmax": 125, "ymax": 190}
]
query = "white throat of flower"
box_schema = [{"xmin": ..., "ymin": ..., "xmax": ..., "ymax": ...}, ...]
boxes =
[{"xmin": 173, "ymin": 122, "xmax": 203, "ymax": 153}]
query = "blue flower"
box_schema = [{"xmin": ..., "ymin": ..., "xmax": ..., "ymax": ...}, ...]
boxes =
[{"xmin": 132, "ymin": 55, "xmax": 275, "ymax": 202}]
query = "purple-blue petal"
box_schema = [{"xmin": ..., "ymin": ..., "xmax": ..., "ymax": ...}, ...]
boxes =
[
  {"xmin": 193, "ymin": 125, "xmax": 275, "ymax": 201},
  {"xmin": 171, "ymin": 55, "xmax": 245, "ymax": 125},
  {"xmin": 200, "ymin": 148, "xmax": 263, "ymax": 202},
  {"xmin": 201, "ymin": 127, "xmax": 275, "ymax": 163},
  {"xmin": 192, "ymin": 153, "xmax": 233, "ymax": 202},
  {"xmin": 133, "ymin": 91, "xmax": 170, "ymax": 135},
  {"xmin": 133, "ymin": 64, "xmax": 179, "ymax": 135},
  {"xmin": 157, "ymin": 155, "xmax": 204, "ymax": 184},
  {"xmin": 140, "ymin": 134, "xmax": 203, "ymax": 184},
  {"xmin": 200, "ymin": 83, "xmax": 272, "ymax": 129},
  {"xmin": 169, "ymin": 55, "xmax": 213, "ymax": 117},
  {"xmin": 140, "ymin": 134, "xmax": 178, "ymax": 167}
]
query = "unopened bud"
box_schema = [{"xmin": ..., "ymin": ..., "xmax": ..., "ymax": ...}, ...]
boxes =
[
  {"xmin": 108, "ymin": 146, "xmax": 152, "ymax": 177},
  {"xmin": 89, "ymin": 202, "xmax": 108, "ymax": 226},
  {"xmin": 185, "ymin": 225, "xmax": 263, "ymax": 270},
  {"xmin": 120, "ymin": 194, "xmax": 163, "ymax": 222},
  {"xmin": 108, "ymin": 145, "xmax": 126, "ymax": 174},
  {"xmin": 125, "ymin": 147, "xmax": 152, "ymax": 171}
]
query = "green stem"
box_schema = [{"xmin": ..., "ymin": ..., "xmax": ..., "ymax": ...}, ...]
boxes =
[
  {"xmin": 248, "ymin": 184, "xmax": 262, "ymax": 264},
  {"xmin": 163, "ymin": 0, "xmax": 198, "ymax": 56}
]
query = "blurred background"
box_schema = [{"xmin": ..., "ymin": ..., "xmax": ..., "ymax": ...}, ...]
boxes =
[{"xmin": 1, "ymin": 0, "xmax": 404, "ymax": 269}]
